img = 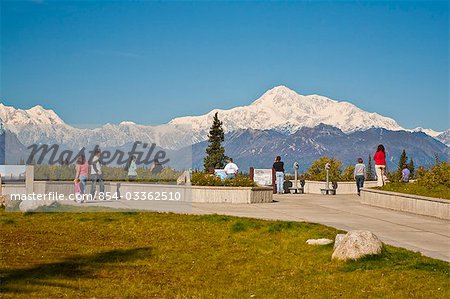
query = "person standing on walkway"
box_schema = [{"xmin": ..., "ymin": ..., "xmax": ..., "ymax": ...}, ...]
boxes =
[
  {"xmin": 127, "ymin": 155, "xmax": 137, "ymax": 181},
  {"xmin": 224, "ymin": 158, "xmax": 239, "ymax": 179},
  {"xmin": 75, "ymin": 153, "xmax": 89, "ymax": 196},
  {"xmin": 90, "ymin": 148, "xmax": 104, "ymax": 198},
  {"xmin": 354, "ymin": 158, "xmax": 366, "ymax": 196},
  {"xmin": 273, "ymin": 156, "xmax": 285, "ymax": 194},
  {"xmin": 374, "ymin": 144, "xmax": 387, "ymax": 187}
]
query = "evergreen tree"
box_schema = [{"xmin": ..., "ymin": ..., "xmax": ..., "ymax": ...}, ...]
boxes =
[
  {"xmin": 203, "ymin": 112, "xmax": 228, "ymax": 170},
  {"xmin": 407, "ymin": 158, "xmax": 415, "ymax": 178},
  {"xmin": 398, "ymin": 149, "xmax": 408, "ymax": 173},
  {"xmin": 366, "ymin": 154, "xmax": 375, "ymax": 181}
]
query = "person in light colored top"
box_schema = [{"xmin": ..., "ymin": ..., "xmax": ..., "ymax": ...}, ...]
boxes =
[
  {"xmin": 224, "ymin": 158, "xmax": 239, "ymax": 179},
  {"xmin": 90, "ymin": 148, "xmax": 104, "ymax": 198},
  {"xmin": 354, "ymin": 158, "xmax": 366, "ymax": 196},
  {"xmin": 75, "ymin": 153, "xmax": 89, "ymax": 195},
  {"xmin": 373, "ymin": 144, "xmax": 386, "ymax": 187},
  {"xmin": 127, "ymin": 155, "xmax": 137, "ymax": 181},
  {"xmin": 401, "ymin": 164, "xmax": 410, "ymax": 183}
]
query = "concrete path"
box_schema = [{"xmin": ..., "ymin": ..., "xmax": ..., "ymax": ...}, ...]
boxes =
[{"xmin": 71, "ymin": 194, "xmax": 450, "ymax": 262}]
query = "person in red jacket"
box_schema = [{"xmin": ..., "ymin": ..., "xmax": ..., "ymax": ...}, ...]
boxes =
[{"xmin": 374, "ymin": 144, "xmax": 386, "ymax": 187}]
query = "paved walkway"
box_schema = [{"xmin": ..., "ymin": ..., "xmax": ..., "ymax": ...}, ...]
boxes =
[{"xmin": 75, "ymin": 194, "xmax": 450, "ymax": 261}]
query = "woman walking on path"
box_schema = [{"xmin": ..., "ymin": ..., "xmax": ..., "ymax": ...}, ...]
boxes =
[
  {"xmin": 75, "ymin": 153, "xmax": 89, "ymax": 195},
  {"xmin": 374, "ymin": 144, "xmax": 387, "ymax": 187},
  {"xmin": 127, "ymin": 156, "xmax": 137, "ymax": 181},
  {"xmin": 273, "ymin": 156, "xmax": 285, "ymax": 194}
]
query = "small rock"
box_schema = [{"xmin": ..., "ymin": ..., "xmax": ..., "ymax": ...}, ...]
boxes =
[
  {"xmin": 333, "ymin": 234, "xmax": 346, "ymax": 249},
  {"xmin": 332, "ymin": 230, "xmax": 382, "ymax": 260},
  {"xmin": 306, "ymin": 238, "xmax": 333, "ymax": 245}
]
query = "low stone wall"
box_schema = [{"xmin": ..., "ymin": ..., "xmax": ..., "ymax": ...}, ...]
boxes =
[
  {"xmin": 1, "ymin": 184, "xmax": 26, "ymax": 195},
  {"xmin": 113, "ymin": 183, "xmax": 273, "ymax": 204},
  {"xmin": 190, "ymin": 186, "xmax": 273, "ymax": 204},
  {"xmin": 360, "ymin": 188, "xmax": 450, "ymax": 220},
  {"xmin": 292, "ymin": 180, "xmax": 378, "ymax": 195},
  {"xmin": 5, "ymin": 181, "xmax": 273, "ymax": 204},
  {"xmin": 110, "ymin": 182, "xmax": 191, "ymax": 202}
]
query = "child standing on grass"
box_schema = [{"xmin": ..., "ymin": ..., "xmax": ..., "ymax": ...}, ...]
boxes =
[{"xmin": 354, "ymin": 158, "xmax": 366, "ymax": 196}]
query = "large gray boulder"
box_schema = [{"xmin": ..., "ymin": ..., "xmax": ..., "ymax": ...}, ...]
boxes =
[
  {"xmin": 333, "ymin": 234, "xmax": 346, "ymax": 249},
  {"xmin": 332, "ymin": 230, "xmax": 382, "ymax": 260}
]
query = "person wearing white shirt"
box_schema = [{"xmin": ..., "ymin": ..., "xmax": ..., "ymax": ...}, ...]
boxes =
[
  {"xmin": 354, "ymin": 158, "xmax": 366, "ymax": 196},
  {"xmin": 224, "ymin": 158, "xmax": 239, "ymax": 179}
]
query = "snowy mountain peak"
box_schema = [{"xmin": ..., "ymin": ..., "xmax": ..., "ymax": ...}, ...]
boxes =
[
  {"xmin": 436, "ymin": 129, "xmax": 450, "ymax": 146},
  {"xmin": 260, "ymin": 85, "xmax": 298, "ymax": 97},
  {"xmin": 252, "ymin": 85, "xmax": 338, "ymax": 106},
  {"xmin": 0, "ymin": 103, "xmax": 65, "ymax": 126},
  {"xmin": 119, "ymin": 121, "xmax": 136, "ymax": 126},
  {"xmin": 412, "ymin": 127, "xmax": 442, "ymax": 138},
  {"xmin": 170, "ymin": 85, "xmax": 404, "ymax": 134}
]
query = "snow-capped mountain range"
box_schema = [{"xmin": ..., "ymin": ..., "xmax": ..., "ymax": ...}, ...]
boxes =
[
  {"xmin": 1, "ymin": 86, "xmax": 449, "ymax": 149},
  {"xmin": 170, "ymin": 86, "xmax": 404, "ymax": 134},
  {"xmin": 0, "ymin": 103, "xmax": 193, "ymax": 150}
]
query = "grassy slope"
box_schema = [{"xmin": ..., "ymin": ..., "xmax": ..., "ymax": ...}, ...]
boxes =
[
  {"xmin": 0, "ymin": 210, "xmax": 449, "ymax": 298},
  {"xmin": 376, "ymin": 182, "xmax": 450, "ymax": 200}
]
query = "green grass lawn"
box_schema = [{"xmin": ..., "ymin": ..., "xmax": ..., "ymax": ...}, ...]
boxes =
[
  {"xmin": 376, "ymin": 182, "xmax": 450, "ymax": 200},
  {"xmin": 1, "ymin": 209, "xmax": 449, "ymax": 298}
]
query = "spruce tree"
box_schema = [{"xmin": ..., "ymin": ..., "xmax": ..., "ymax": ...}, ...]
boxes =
[
  {"xmin": 407, "ymin": 158, "xmax": 415, "ymax": 178},
  {"xmin": 398, "ymin": 149, "xmax": 408, "ymax": 173},
  {"xmin": 366, "ymin": 154, "xmax": 375, "ymax": 181},
  {"xmin": 203, "ymin": 112, "xmax": 228, "ymax": 170}
]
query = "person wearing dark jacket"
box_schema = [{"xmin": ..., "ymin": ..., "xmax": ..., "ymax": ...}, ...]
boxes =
[{"xmin": 273, "ymin": 156, "xmax": 285, "ymax": 194}]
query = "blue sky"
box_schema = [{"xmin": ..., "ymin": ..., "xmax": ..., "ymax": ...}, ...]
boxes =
[{"xmin": 1, "ymin": 0, "xmax": 449, "ymax": 131}]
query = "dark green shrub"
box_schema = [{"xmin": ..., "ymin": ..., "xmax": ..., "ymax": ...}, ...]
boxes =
[
  {"xmin": 306, "ymin": 157, "xmax": 343, "ymax": 181},
  {"xmin": 417, "ymin": 162, "xmax": 450, "ymax": 188}
]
